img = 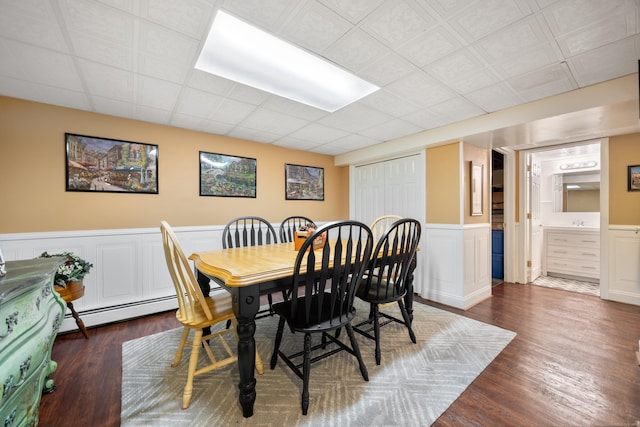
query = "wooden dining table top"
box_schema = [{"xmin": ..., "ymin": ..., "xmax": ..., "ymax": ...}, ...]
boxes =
[{"xmin": 189, "ymin": 242, "xmax": 309, "ymax": 287}]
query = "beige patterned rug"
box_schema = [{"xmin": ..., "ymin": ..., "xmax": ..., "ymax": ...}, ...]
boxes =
[{"xmin": 121, "ymin": 300, "xmax": 516, "ymax": 426}]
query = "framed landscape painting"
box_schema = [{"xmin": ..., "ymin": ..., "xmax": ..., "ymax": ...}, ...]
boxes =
[
  {"xmin": 199, "ymin": 151, "xmax": 257, "ymax": 197},
  {"xmin": 65, "ymin": 133, "xmax": 158, "ymax": 194},
  {"xmin": 285, "ymin": 163, "xmax": 324, "ymax": 200},
  {"xmin": 628, "ymin": 165, "xmax": 640, "ymax": 191}
]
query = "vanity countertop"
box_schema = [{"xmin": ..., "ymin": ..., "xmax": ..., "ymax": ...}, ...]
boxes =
[{"xmin": 543, "ymin": 225, "xmax": 599, "ymax": 232}]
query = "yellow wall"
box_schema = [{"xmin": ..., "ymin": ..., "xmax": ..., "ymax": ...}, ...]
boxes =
[
  {"xmin": 609, "ymin": 133, "xmax": 640, "ymax": 225},
  {"xmin": 0, "ymin": 97, "xmax": 349, "ymax": 233},
  {"xmin": 426, "ymin": 142, "xmax": 460, "ymax": 224},
  {"xmin": 463, "ymin": 143, "xmax": 489, "ymax": 224}
]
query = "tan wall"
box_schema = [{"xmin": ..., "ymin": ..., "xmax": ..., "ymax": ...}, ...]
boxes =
[
  {"xmin": 0, "ymin": 97, "xmax": 349, "ymax": 233},
  {"xmin": 426, "ymin": 142, "xmax": 460, "ymax": 224},
  {"xmin": 463, "ymin": 143, "xmax": 489, "ymax": 224},
  {"xmin": 609, "ymin": 133, "xmax": 640, "ymax": 225}
]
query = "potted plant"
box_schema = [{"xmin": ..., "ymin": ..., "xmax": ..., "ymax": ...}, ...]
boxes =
[{"xmin": 38, "ymin": 251, "xmax": 93, "ymax": 288}]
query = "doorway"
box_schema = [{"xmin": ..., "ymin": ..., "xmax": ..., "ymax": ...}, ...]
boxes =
[
  {"xmin": 520, "ymin": 140, "xmax": 602, "ymax": 295},
  {"xmin": 491, "ymin": 150, "xmax": 504, "ymax": 283}
]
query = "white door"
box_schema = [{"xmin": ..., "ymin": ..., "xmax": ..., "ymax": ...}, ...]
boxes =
[
  {"xmin": 528, "ymin": 156, "xmax": 543, "ymax": 282},
  {"xmin": 350, "ymin": 152, "xmax": 426, "ymax": 293}
]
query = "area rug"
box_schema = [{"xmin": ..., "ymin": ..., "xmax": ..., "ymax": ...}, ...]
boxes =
[
  {"xmin": 121, "ymin": 301, "xmax": 516, "ymax": 426},
  {"xmin": 531, "ymin": 275, "xmax": 600, "ymax": 296}
]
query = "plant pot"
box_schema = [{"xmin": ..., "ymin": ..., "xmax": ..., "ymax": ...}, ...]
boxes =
[{"xmin": 55, "ymin": 280, "xmax": 85, "ymax": 303}]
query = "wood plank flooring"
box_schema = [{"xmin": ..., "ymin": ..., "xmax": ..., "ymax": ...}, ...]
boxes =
[{"xmin": 38, "ymin": 283, "xmax": 640, "ymax": 426}]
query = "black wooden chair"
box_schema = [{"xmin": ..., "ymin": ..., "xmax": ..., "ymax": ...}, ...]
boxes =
[
  {"xmin": 222, "ymin": 216, "xmax": 279, "ymax": 319},
  {"xmin": 279, "ymin": 215, "xmax": 316, "ymax": 243},
  {"xmin": 354, "ymin": 218, "xmax": 421, "ymax": 365},
  {"xmin": 270, "ymin": 220, "xmax": 373, "ymax": 415},
  {"xmin": 222, "ymin": 216, "xmax": 278, "ymax": 249}
]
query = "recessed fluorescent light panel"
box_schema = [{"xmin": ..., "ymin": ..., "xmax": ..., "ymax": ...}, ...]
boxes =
[{"xmin": 195, "ymin": 10, "xmax": 379, "ymax": 112}]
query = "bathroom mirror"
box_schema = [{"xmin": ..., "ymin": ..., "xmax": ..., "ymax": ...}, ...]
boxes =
[{"xmin": 552, "ymin": 171, "xmax": 600, "ymax": 212}]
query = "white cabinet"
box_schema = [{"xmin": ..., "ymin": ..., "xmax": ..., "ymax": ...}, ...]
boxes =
[{"xmin": 543, "ymin": 228, "xmax": 600, "ymax": 281}]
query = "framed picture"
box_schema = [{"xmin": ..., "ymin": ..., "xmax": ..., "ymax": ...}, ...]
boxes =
[
  {"xmin": 199, "ymin": 151, "xmax": 256, "ymax": 197},
  {"xmin": 628, "ymin": 165, "xmax": 640, "ymax": 191},
  {"xmin": 285, "ymin": 164, "xmax": 324, "ymax": 200},
  {"xmin": 470, "ymin": 162, "xmax": 483, "ymax": 216},
  {"xmin": 65, "ymin": 133, "xmax": 158, "ymax": 194}
]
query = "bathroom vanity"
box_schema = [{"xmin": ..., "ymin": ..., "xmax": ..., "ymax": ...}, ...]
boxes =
[{"xmin": 542, "ymin": 227, "xmax": 600, "ymax": 282}]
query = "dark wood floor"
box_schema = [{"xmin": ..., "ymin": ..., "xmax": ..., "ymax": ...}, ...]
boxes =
[{"xmin": 38, "ymin": 283, "xmax": 640, "ymax": 426}]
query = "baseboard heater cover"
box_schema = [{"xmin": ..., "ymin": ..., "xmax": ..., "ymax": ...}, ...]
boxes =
[{"xmin": 58, "ymin": 295, "xmax": 178, "ymax": 333}]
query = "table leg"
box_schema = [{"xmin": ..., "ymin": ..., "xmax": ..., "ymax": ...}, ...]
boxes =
[
  {"xmin": 233, "ymin": 286, "xmax": 260, "ymax": 418},
  {"xmin": 67, "ymin": 301, "xmax": 89, "ymax": 339},
  {"xmin": 404, "ymin": 254, "xmax": 417, "ymax": 323}
]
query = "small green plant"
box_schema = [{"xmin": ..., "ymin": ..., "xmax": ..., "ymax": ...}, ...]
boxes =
[{"xmin": 39, "ymin": 251, "xmax": 93, "ymax": 286}]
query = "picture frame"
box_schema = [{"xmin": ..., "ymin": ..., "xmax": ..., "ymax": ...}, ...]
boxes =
[
  {"xmin": 199, "ymin": 151, "xmax": 256, "ymax": 197},
  {"xmin": 628, "ymin": 165, "xmax": 640, "ymax": 191},
  {"xmin": 285, "ymin": 163, "xmax": 324, "ymax": 200},
  {"xmin": 470, "ymin": 162, "xmax": 483, "ymax": 216},
  {"xmin": 65, "ymin": 133, "xmax": 158, "ymax": 194}
]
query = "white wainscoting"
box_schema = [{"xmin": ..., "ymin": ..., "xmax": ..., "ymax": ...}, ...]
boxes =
[
  {"xmin": 607, "ymin": 226, "xmax": 640, "ymax": 306},
  {"xmin": 0, "ymin": 225, "xmax": 227, "ymax": 333},
  {"xmin": 419, "ymin": 223, "xmax": 492, "ymax": 309}
]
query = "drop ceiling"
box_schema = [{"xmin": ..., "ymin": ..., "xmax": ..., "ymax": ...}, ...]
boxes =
[{"xmin": 0, "ymin": 0, "xmax": 639, "ymax": 156}]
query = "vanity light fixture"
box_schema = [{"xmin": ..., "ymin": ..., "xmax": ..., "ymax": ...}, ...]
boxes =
[
  {"xmin": 559, "ymin": 160, "xmax": 598, "ymax": 170},
  {"xmin": 195, "ymin": 10, "xmax": 379, "ymax": 112}
]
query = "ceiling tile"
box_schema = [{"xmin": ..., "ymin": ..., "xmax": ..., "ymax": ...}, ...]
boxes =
[
  {"xmin": 0, "ymin": 1, "xmax": 68, "ymax": 52},
  {"xmin": 59, "ymin": 0, "xmax": 134, "ymax": 46},
  {"xmin": 139, "ymin": 0, "xmax": 214, "ymax": 39},
  {"xmin": 174, "ymin": 87, "xmax": 224, "ymax": 118},
  {"xmin": 324, "ymin": 28, "xmax": 390, "ymax": 73},
  {"xmin": 281, "ymin": 1, "xmax": 352, "ymax": 52},
  {"xmin": 210, "ymin": 97, "xmax": 257, "ymax": 124},
  {"xmin": 360, "ymin": 0, "xmax": 437, "ymax": 48},
  {"xmin": 273, "ymin": 135, "xmax": 322, "ymax": 151},
  {"xmin": 78, "ymin": 60, "xmax": 134, "ymax": 102},
  {"xmin": 317, "ymin": 0, "xmax": 384, "ymax": 24},
  {"xmin": 489, "ymin": 44, "xmax": 559, "ymax": 79},
  {"xmin": 239, "ymin": 108, "xmax": 309, "ymax": 135},
  {"xmin": 0, "ymin": 39, "xmax": 83, "ymax": 91},
  {"xmin": 359, "ymin": 51, "xmax": 418, "ymax": 86},
  {"xmin": 474, "ymin": 15, "xmax": 552, "ymax": 63},
  {"xmin": 317, "ymin": 103, "xmax": 393, "ymax": 133},
  {"xmin": 138, "ymin": 21, "xmax": 200, "ymax": 63},
  {"xmin": 222, "ymin": 0, "xmax": 298, "ymax": 29},
  {"xmin": 385, "ymin": 70, "xmax": 456, "ymax": 108},
  {"xmin": 228, "ymin": 126, "xmax": 281, "ymax": 144},
  {"xmin": 260, "ymin": 97, "xmax": 329, "ymax": 121},
  {"xmin": 465, "ymin": 82, "xmax": 524, "ymax": 112},
  {"xmin": 358, "ymin": 118, "xmax": 423, "ymax": 140},
  {"xmin": 359, "ymin": 89, "xmax": 423, "ymax": 117},
  {"xmin": 568, "ymin": 35, "xmax": 640, "ymax": 87},
  {"xmin": 396, "ymin": 26, "xmax": 462, "ymax": 67},
  {"xmin": 0, "ymin": 75, "xmax": 90, "ymax": 111},
  {"xmin": 288, "ymin": 122, "xmax": 349, "ymax": 144},
  {"xmin": 431, "ymin": 96, "xmax": 487, "ymax": 122},
  {"xmin": 137, "ymin": 75, "xmax": 181, "ymax": 110},
  {"xmin": 542, "ymin": 0, "xmax": 628, "ymax": 36},
  {"xmin": 555, "ymin": 12, "xmax": 636, "ymax": 56},
  {"xmin": 448, "ymin": 0, "xmax": 533, "ymax": 42},
  {"xmin": 508, "ymin": 63, "xmax": 577, "ymax": 102},
  {"xmin": 135, "ymin": 105, "xmax": 172, "ymax": 124}
]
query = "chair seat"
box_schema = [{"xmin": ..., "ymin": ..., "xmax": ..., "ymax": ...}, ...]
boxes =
[
  {"xmin": 356, "ymin": 277, "xmax": 405, "ymax": 304},
  {"xmin": 175, "ymin": 293, "xmax": 235, "ymax": 329},
  {"xmin": 273, "ymin": 293, "xmax": 355, "ymax": 333}
]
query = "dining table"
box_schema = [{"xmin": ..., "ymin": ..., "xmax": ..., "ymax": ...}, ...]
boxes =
[{"xmin": 189, "ymin": 240, "xmax": 417, "ymax": 418}]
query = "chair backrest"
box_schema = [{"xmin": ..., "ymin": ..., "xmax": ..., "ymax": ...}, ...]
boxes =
[
  {"xmin": 160, "ymin": 221, "xmax": 211, "ymax": 321},
  {"xmin": 222, "ymin": 216, "xmax": 278, "ymax": 249},
  {"xmin": 359, "ymin": 218, "xmax": 421, "ymax": 303},
  {"xmin": 279, "ymin": 215, "xmax": 316, "ymax": 243},
  {"xmin": 289, "ymin": 220, "xmax": 373, "ymax": 329},
  {"xmin": 370, "ymin": 215, "xmax": 402, "ymax": 243}
]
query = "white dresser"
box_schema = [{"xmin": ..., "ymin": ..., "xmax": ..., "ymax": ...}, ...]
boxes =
[{"xmin": 543, "ymin": 227, "xmax": 600, "ymax": 282}]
